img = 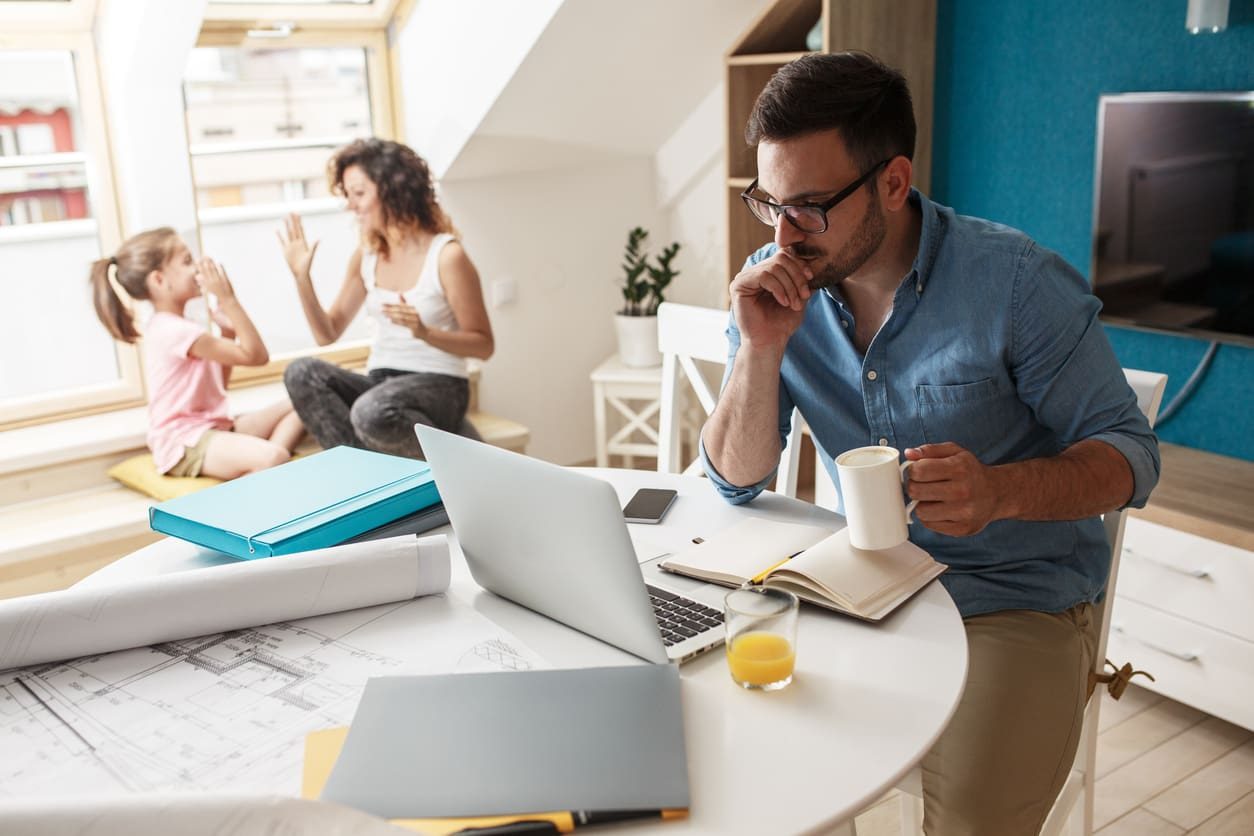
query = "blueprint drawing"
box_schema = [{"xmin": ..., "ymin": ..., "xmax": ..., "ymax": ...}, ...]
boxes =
[{"xmin": 0, "ymin": 593, "xmax": 542, "ymax": 799}]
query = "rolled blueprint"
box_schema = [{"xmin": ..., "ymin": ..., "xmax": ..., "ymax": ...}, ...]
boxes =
[{"xmin": 0, "ymin": 535, "xmax": 451, "ymax": 671}]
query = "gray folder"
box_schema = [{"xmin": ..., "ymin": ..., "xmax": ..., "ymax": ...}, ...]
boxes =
[{"xmin": 320, "ymin": 664, "xmax": 689, "ymax": 819}]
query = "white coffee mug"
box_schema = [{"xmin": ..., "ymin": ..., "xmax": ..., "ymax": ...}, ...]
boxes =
[{"xmin": 834, "ymin": 445, "xmax": 918, "ymax": 550}]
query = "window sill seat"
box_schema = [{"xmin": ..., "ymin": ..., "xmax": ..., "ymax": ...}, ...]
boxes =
[{"xmin": 0, "ymin": 378, "xmax": 529, "ymax": 600}]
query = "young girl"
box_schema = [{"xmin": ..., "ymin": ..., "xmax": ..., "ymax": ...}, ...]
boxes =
[
  {"xmin": 90, "ymin": 228, "xmax": 303, "ymax": 480},
  {"xmin": 277, "ymin": 138, "xmax": 494, "ymax": 459}
]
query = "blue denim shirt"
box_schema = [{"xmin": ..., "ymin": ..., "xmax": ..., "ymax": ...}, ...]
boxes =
[{"xmin": 701, "ymin": 190, "xmax": 1161, "ymax": 618}]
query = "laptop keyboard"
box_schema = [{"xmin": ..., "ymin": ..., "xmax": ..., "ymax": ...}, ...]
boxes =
[{"xmin": 646, "ymin": 585, "xmax": 724, "ymax": 647}]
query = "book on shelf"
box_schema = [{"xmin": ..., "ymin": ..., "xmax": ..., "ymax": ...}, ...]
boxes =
[
  {"xmin": 149, "ymin": 446, "xmax": 441, "ymax": 560},
  {"xmin": 660, "ymin": 517, "xmax": 946, "ymax": 622}
]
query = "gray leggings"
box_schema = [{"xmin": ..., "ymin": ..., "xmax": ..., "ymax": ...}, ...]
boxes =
[{"xmin": 284, "ymin": 357, "xmax": 477, "ymax": 459}]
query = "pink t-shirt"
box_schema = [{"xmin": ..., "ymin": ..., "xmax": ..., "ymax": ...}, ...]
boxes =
[{"xmin": 143, "ymin": 312, "xmax": 233, "ymax": 473}]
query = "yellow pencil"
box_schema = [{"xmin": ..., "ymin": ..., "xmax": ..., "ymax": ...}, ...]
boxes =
[{"xmin": 748, "ymin": 556, "xmax": 793, "ymax": 585}]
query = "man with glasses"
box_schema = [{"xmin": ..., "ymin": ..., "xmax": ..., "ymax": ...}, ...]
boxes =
[{"xmin": 701, "ymin": 52, "xmax": 1159, "ymax": 835}]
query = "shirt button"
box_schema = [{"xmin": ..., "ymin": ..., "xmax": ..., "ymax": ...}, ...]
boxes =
[
  {"xmin": 867, "ymin": 370, "xmax": 878, "ymax": 381},
  {"xmin": 878, "ymin": 437, "xmax": 889, "ymax": 446},
  {"xmin": 841, "ymin": 319, "xmax": 849, "ymax": 328}
]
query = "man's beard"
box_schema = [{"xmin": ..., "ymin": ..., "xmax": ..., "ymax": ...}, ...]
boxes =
[{"xmin": 791, "ymin": 191, "xmax": 887, "ymax": 290}]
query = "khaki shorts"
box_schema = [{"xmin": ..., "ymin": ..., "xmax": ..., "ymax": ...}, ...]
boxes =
[{"xmin": 166, "ymin": 430, "xmax": 225, "ymax": 478}]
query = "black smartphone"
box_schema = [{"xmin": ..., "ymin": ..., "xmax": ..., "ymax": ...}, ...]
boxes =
[{"xmin": 622, "ymin": 488, "xmax": 678, "ymax": 524}]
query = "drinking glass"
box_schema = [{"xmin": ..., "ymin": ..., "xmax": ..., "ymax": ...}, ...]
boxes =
[{"xmin": 724, "ymin": 587, "xmax": 799, "ymax": 691}]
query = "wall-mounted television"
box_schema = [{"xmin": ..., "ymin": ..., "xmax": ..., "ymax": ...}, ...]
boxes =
[{"xmin": 1091, "ymin": 92, "xmax": 1253, "ymax": 347}]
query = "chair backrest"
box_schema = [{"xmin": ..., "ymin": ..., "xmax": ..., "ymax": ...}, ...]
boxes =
[
  {"xmin": 655, "ymin": 302, "xmax": 804, "ymax": 491},
  {"xmin": 656, "ymin": 303, "xmax": 727, "ymax": 476},
  {"xmin": 1096, "ymin": 368, "xmax": 1168, "ymax": 662}
]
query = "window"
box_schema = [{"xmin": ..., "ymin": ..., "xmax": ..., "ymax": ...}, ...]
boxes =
[
  {"xmin": 0, "ymin": 0, "xmax": 401, "ymax": 429},
  {"xmin": 184, "ymin": 45, "xmax": 372, "ymax": 211},
  {"xmin": 203, "ymin": 0, "xmax": 399, "ymax": 29},
  {"xmin": 0, "ymin": 41, "xmax": 135, "ymax": 428},
  {"xmin": 184, "ymin": 24, "xmax": 397, "ymax": 376}
]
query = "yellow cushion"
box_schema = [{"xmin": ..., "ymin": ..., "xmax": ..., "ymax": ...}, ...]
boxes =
[{"xmin": 106, "ymin": 453, "xmax": 222, "ymax": 501}]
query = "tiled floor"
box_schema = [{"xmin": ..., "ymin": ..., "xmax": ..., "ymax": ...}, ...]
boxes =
[{"xmin": 850, "ymin": 685, "xmax": 1254, "ymax": 835}]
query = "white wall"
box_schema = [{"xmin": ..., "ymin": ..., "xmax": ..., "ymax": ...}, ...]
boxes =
[
  {"xmin": 654, "ymin": 83, "xmax": 731, "ymax": 310},
  {"xmin": 403, "ymin": 0, "xmax": 768, "ymax": 464},
  {"xmin": 439, "ymin": 158, "xmax": 664, "ymax": 464},
  {"xmin": 437, "ymin": 124, "xmax": 731, "ymax": 464},
  {"xmin": 392, "ymin": 0, "xmax": 562, "ymax": 178},
  {"xmin": 424, "ymin": 63, "xmax": 746, "ymax": 465},
  {"xmin": 95, "ymin": 0, "xmax": 204, "ymax": 240}
]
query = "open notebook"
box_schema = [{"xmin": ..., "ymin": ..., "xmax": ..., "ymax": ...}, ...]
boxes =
[{"xmin": 660, "ymin": 517, "xmax": 945, "ymax": 622}]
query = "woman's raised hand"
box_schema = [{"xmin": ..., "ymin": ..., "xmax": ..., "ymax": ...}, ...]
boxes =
[{"xmin": 277, "ymin": 213, "xmax": 320, "ymax": 279}]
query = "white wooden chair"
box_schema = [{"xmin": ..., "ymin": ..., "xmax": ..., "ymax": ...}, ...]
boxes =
[
  {"xmin": 1038, "ymin": 367, "xmax": 1168, "ymax": 836},
  {"xmin": 888, "ymin": 367, "xmax": 1169, "ymax": 836},
  {"xmin": 655, "ymin": 302, "xmax": 807, "ymax": 495}
]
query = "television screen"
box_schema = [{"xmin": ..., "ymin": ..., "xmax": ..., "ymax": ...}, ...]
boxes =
[{"xmin": 1091, "ymin": 92, "xmax": 1254, "ymax": 345}]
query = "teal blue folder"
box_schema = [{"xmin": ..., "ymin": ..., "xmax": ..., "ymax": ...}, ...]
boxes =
[{"xmin": 148, "ymin": 446, "xmax": 441, "ymax": 560}]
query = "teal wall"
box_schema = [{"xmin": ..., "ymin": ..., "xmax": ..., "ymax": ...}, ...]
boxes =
[{"xmin": 932, "ymin": 0, "xmax": 1254, "ymax": 460}]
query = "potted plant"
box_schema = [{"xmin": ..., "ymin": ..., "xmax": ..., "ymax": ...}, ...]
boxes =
[{"xmin": 614, "ymin": 226, "xmax": 681, "ymax": 368}]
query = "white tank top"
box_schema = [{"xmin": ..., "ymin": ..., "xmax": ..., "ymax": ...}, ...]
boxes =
[{"xmin": 362, "ymin": 233, "xmax": 468, "ymax": 379}]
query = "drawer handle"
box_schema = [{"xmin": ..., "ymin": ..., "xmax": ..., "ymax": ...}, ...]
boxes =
[
  {"xmin": 1112, "ymin": 623, "xmax": 1200, "ymax": 662},
  {"xmin": 1123, "ymin": 546, "xmax": 1212, "ymax": 579}
]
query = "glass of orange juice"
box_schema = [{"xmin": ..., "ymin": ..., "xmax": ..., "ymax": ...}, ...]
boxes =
[{"xmin": 724, "ymin": 587, "xmax": 799, "ymax": 691}]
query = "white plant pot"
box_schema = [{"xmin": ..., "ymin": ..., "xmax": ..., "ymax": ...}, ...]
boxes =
[{"xmin": 614, "ymin": 313, "xmax": 662, "ymax": 368}]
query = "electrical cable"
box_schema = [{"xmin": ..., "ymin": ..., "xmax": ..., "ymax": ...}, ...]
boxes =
[{"xmin": 1154, "ymin": 340, "xmax": 1219, "ymax": 426}]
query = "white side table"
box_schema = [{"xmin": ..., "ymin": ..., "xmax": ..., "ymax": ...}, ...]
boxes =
[{"xmin": 590, "ymin": 355, "xmax": 682, "ymax": 468}]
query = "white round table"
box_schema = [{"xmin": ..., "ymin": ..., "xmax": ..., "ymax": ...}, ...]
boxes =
[{"xmin": 81, "ymin": 469, "xmax": 967, "ymax": 834}]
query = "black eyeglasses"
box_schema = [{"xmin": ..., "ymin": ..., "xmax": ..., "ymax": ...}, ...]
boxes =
[{"xmin": 741, "ymin": 159, "xmax": 891, "ymax": 234}]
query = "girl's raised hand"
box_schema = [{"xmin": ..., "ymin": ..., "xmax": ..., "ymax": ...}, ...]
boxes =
[
  {"xmin": 277, "ymin": 213, "xmax": 320, "ymax": 279},
  {"xmin": 197, "ymin": 258, "xmax": 237, "ymax": 303}
]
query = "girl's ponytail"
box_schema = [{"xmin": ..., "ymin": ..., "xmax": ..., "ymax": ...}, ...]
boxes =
[
  {"xmin": 87, "ymin": 227, "xmax": 179, "ymax": 344},
  {"xmin": 90, "ymin": 256, "xmax": 139, "ymax": 343}
]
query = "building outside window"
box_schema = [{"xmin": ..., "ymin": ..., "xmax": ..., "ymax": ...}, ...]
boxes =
[
  {"xmin": 0, "ymin": 53, "xmax": 89, "ymax": 226},
  {"xmin": 184, "ymin": 46, "xmax": 372, "ymax": 210}
]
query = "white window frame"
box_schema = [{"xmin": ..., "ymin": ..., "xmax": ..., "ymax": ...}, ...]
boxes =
[
  {"xmin": 186, "ymin": 24, "xmax": 398, "ymax": 386},
  {"xmin": 0, "ymin": 124, "xmax": 15, "ymax": 156},
  {"xmin": 0, "ymin": 0, "xmax": 98, "ymax": 32},
  {"xmin": 202, "ymin": 0, "xmax": 404, "ymax": 30},
  {"xmin": 0, "ymin": 27, "xmax": 139, "ymax": 430}
]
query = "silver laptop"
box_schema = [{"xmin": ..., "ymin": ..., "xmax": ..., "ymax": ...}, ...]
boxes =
[{"xmin": 414, "ymin": 425, "xmax": 726, "ymax": 664}]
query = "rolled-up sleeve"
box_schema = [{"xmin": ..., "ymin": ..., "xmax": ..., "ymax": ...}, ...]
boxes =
[
  {"xmin": 1010, "ymin": 246, "xmax": 1161, "ymax": 508},
  {"xmin": 699, "ymin": 296, "xmax": 798, "ymax": 506}
]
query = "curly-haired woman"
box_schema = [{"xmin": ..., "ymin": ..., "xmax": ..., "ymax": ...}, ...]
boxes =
[{"xmin": 277, "ymin": 138, "xmax": 493, "ymax": 459}]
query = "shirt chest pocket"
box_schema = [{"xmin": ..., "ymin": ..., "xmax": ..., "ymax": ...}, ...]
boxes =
[{"xmin": 914, "ymin": 378, "xmax": 1019, "ymax": 460}]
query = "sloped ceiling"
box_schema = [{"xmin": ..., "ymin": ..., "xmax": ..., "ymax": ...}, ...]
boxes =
[{"xmin": 445, "ymin": 0, "xmax": 771, "ymax": 180}]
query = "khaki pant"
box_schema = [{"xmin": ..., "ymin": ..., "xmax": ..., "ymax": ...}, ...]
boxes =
[{"xmin": 921, "ymin": 604, "xmax": 1099, "ymax": 836}]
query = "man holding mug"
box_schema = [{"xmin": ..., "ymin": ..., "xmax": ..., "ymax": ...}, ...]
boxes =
[{"xmin": 701, "ymin": 52, "xmax": 1159, "ymax": 835}]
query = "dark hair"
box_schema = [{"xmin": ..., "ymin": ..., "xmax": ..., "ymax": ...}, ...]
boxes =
[
  {"xmin": 89, "ymin": 226, "xmax": 181, "ymax": 343},
  {"xmin": 745, "ymin": 51, "xmax": 915, "ymax": 172},
  {"xmin": 328, "ymin": 138, "xmax": 453, "ymax": 259}
]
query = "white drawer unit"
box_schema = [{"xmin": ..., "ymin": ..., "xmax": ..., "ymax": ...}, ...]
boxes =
[
  {"xmin": 1110, "ymin": 517, "xmax": 1254, "ymax": 731},
  {"xmin": 1118, "ymin": 518, "xmax": 1254, "ymax": 643}
]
